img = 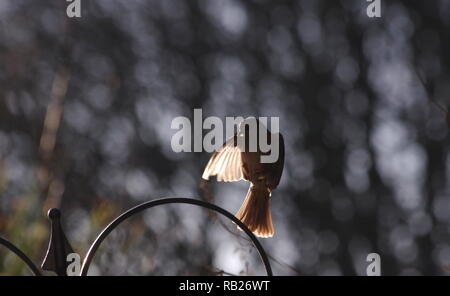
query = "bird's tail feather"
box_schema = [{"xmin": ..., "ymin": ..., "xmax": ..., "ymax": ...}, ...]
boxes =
[{"xmin": 235, "ymin": 185, "xmax": 274, "ymax": 238}]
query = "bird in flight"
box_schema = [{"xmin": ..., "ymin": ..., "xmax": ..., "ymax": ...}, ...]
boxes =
[{"xmin": 201, "ymin": 117, "xmax": 284, "ymax": 238}]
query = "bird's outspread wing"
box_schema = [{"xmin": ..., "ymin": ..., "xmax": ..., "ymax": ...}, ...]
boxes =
[{"xmin": 202, "ymin": 135, "xmax": 244, "ymax": 182}]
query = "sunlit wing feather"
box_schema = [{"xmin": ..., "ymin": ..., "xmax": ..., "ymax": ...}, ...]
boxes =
[{"xmin": 202, "ymin": 136, "xmax": 244, "ymax": 182}]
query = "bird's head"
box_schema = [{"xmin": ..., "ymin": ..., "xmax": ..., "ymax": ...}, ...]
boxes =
[
  {"xmin": 238, "ymin": 117, "xmax": 258, "ymax": 138},
  {"xmin": 238, "ymin": 117, "xmax": 270, "ymax": 137}
]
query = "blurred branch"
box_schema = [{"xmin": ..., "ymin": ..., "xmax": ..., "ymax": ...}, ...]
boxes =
[
  {"xmin": 413, "ymin": 65, "xmax": 449, "ymax": 123},
  {"xmin": 266, "ymin": 253, "xmax": 302, "ymax": 276},
  {"xmin": 37, "ymin": 66, "xmax": 70, "ymax": 211},
  {"xmin": 39, "ymin": 67, "xmax": 70, "ymax": 161}
]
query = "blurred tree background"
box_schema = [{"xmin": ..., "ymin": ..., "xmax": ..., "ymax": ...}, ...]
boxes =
[{"xmin": 1, "ymin": 0, "xmax": 450, "ymax": 275}]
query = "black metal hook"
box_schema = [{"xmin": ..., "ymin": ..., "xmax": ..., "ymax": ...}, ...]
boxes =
[
  {"xmin": 0, "ymin": 236, "xmax": 42, "ymax": 276},
  {"xmin": 80, "ymin": 198, "xmax": 273, "ymax": 276}
]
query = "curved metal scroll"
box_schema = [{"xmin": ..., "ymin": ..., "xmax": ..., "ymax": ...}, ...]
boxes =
[
  {"xmin": 80, "ymin": 198, "xmax": 273, "ymax": 276},
  {"xmin": 0, "ymin": 236, "xmax": 42, "ymax": 276}
]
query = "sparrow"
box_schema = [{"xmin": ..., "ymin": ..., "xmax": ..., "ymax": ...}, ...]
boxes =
[{"xmin": 201, "ymin": 117, "xmax": 284, "ymax": 238}]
